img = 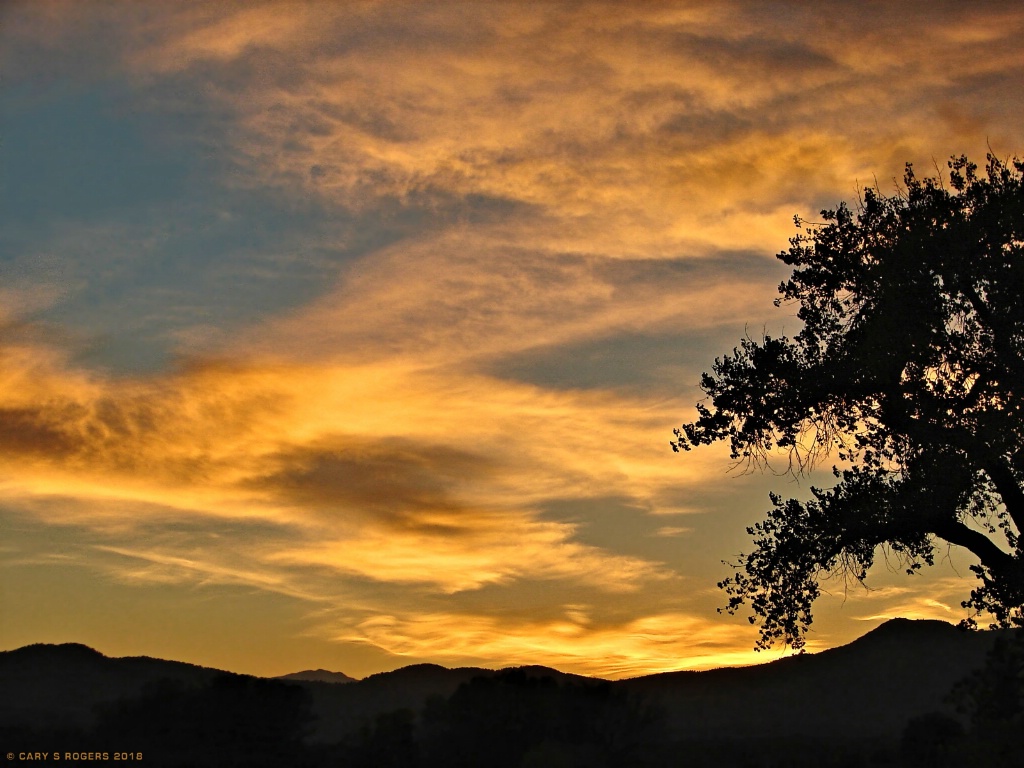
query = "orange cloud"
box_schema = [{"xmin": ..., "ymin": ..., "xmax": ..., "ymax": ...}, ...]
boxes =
[
  {"xmin": 0, "ymin": 329, "xmax": 703, "ymax": 594},
  {"xmin": 270, "ymin": 521, "xmax": 667, "ymax": 595},
  {"xmin": 116, "ymin": 2, "xmax": 1024, "ymax": 263},
  {"xmin": 339, "ymin": 610, "xmax": 797, "ymax": 679}
]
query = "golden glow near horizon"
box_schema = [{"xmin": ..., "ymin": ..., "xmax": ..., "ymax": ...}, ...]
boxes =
[{"xmin": 1, "ymin": 1, "xmax": 1023, "ymax": 679}]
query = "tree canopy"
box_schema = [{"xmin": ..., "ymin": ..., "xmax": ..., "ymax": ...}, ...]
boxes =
[{"xmin": 674, "ymin": 155, "xmax": 1024, "ymax": 650}]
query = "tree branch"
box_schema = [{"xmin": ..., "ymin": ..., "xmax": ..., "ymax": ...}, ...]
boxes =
[
  {"xmin": 932, "ymin": 518, "xmax": 1015, "ymax": 574},
  {"xmin": 960, "ymin": 281, "xmax": 1024, "ymax": 383},
  {"xmin": 981, "ymin": 457, "xmax": 1024, "ymax": 535}
]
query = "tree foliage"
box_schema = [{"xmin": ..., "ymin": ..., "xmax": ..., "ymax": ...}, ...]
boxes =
[{"xmin": 674, "ymin": 155, "xmax": 1024, "ymax": 649}]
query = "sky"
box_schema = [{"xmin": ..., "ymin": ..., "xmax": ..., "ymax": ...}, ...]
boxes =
[{"xmin": 1, "ymin": 1, "xmax": 1024, "ymax": 680}]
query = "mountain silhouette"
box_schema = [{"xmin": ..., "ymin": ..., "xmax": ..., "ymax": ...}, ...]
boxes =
[
  {"xmin": 0, "ymin": 619, "xmax": 1011, "ymax": 765},
  {"xmin": 276, "ymin": 668, "xmax": 357, "ymax": 684},
  {"xmin": 620, "ymin": 618, "xmax": 1004, "ymax": 745},
  {"xmin": 0, "ymin": 642, "xmax": 223, "ymax": 732}
]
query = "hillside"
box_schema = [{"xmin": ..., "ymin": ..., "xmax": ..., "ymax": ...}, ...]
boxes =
[
  {"xmin": 0, "ymin": 642, "xmax": 223, "ymax": 731},
  {"xmin": 620, "ymin": 618, "xmax": 1003, "ymax": 743},
  {"xmin": 0, "ymin": 619, "xmax": 1012, "ymax": 766}
]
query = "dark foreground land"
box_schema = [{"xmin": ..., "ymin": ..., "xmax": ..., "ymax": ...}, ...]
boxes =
[{"xmin": 2, "ymin": 619, "xmax": 1021, "ymax": 767}]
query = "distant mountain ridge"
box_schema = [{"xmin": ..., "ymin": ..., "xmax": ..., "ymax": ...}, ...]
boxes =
[
  {"xmin": 0, "ymin": 619, "xmax": 1009, "ymax": 746},
  {"xmin": 275, "ymin": 668, "xmax": 357, "ymax": 684}
]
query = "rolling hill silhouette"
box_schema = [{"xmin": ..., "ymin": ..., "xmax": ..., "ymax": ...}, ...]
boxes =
[
  {"xmin": 0, "ymin": 642, "xmax": 223, "ymax": 732},
  {"xmin": 0, "ymin": 619, "xmax": 1012, "ymax": 766},
  {"xmin": 620, "ymin": 618, "xmax": 1001, "ymax": 743}
]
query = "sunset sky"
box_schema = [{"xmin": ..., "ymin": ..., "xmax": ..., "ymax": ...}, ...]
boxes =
[{"xmin": 2, "ymin": 1, "xmax": 1024, "ymax": 680}]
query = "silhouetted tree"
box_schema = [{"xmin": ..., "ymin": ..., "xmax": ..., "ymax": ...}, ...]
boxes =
[
  {"xmin": 674, "ymin": 155, "xmax": 1024, "ymax": 649},
  {"xmin": 420, "ymin": 672, "xmax": 560, "ymax": 768},
  {"xmin": 94, "ymin": 674, "xmax": 315, "ymax": 767},
  {"xmin": 953, "ymin": 631, "xmax": 1024, "ymax": 723},
  {"xmin": 419, "ymin": 670, "xmax": 664, "ymax": 768},
  {"xmin": 900, "ymin": 711, "xmax": 965, "ymax": 768},
  {"xmin": 339, "ymin": 708, "xmax": 419, "ymax": 768}
]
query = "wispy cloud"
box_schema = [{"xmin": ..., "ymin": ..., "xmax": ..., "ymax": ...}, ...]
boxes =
[{"xmin": 339, "ymin": 610, "xmax": 795, "ymax": 679}]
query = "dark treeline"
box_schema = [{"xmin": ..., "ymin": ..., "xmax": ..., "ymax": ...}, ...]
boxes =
[
  {"xmin": 334, "ymin": 669, "xmax": 665, "ymax": 768},
  {"xmin": 6, "ymin": 630, "xmax": 1024, "ymax": 768},
  {"xmin": 3, "ymin": 675, "xmax": 315, "ymax": 768},
  {"xmin": 4, "ymin": 669, "xmax": 664, "ymax": 768},
  {"xmin": 6, "ymin": 637, "xmax": 1024, "ymax": 768}
]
